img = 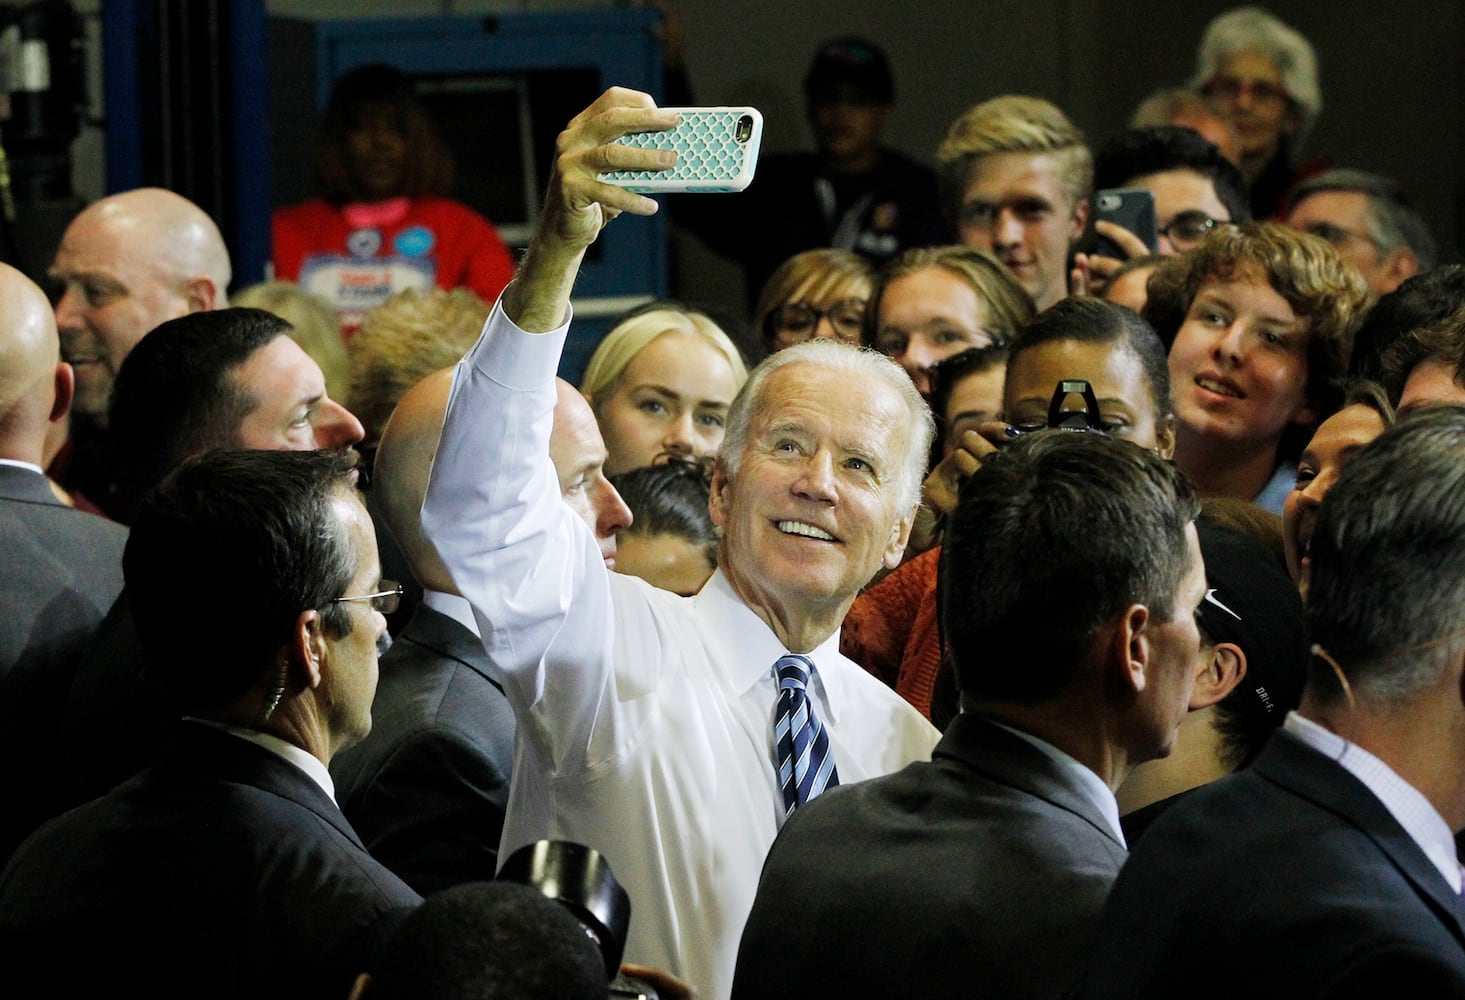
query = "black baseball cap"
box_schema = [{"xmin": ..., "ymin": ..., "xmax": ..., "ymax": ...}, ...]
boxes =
[
  {"xmin": 804, "ymin": 37, "xmax": 895, "ymax": 104},
  {"xmin": 1195, "ymin": 520, "xmax": 1308, "ymax": 726}
]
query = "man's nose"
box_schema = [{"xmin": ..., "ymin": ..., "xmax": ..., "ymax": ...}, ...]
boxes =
[
  {"xmin": 994, "ymin": 207, "xmax": 1024, "ymax": 247},
  {"xmin": 314, "ymin": 399, "xmax": 366, "ymax": 449},
  {"xmin": 594, "ymin": 477, "xmax": 633, "ymax": 539}
]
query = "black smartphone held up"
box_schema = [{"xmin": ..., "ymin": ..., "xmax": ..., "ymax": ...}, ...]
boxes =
[{"xmin": 1092, "ymin": 187, "xmax": 1158, "ymax": 258}]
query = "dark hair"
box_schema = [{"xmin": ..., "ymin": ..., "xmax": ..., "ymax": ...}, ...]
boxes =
[
  {"xmin": 1306, "ymin": 408, "xmax": 1465, "ymax": 706},
  {"xmin": 123, "ymin": 449, "xmax": 359, "ymax": 715},
  {"xmin": 314, "ymin": 63, "xmax": 454, "ymax": 203},
  {"xmin": 940, "ymin": 429, "xmax": 1198, "ymax": 702},
  {"xmin": 109, "ymin": 307, "xmax": 292, "ymax": 521},
  {"xmin": 928, "ymin": 343, "xmax": 1009, "ymax": 466},
  {"xmin": 366, "ymin": 882, "xmax": 606, "ymax": 1000},
  {"xmin": 1008, "ymin": 297, "xmax": 1172, "ymax": 419},
  {"xmin": 610, "ymin": 462, "xmax": 719, "ymax": 571},
  {"xmin": 1093, "ymin": 125, "xmax": 1251, "ymax": 224},
  {"xmin": 1351, "ymin": 265, "xmax": 1465, "ymax": 385},
  {"xmin": 1379, "ymin": 304, "xmax": 1465, "ymax": 407}
]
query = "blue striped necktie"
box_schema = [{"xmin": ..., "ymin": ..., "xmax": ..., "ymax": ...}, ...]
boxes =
[{"xmin": 773, "ymin": 654, "xmax": 840, "ymax": 816}]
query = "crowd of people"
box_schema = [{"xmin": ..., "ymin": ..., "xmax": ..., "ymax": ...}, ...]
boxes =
[{"xmin": 5, "ymin": 4, "xmax": 1465, "ymax": 998}]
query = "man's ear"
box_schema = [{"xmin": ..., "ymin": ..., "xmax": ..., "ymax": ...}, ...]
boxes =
[
  {"xmin": 883, "ymin": 508, "xmax": 916, "ymax": 570},
  {"xmin": 1069, "ymin": 196, "xmax": 1091, "ymax": 243},
  {"xmin": 1381, "ymin": 245, "xmax": 1420, "ymax": 290},
  {"xmin": 182, "ymin": 276, "xmax": 220, "ymax": 313},
  {"xmin": 50, "ymin": 362, "xmax": 74, "ymax": 423},
  {"xmin": 1189, "ymin": 642, "xmax": 1248, "ymax": 710},
  {"xmin": 288, "ymin": 608, "xmax": 328, "ymax": 692},
  {"xmin": 1110, "ymin": 603, "xmax": 1151, "ymax": 696},
  {"xmin": 708, "ymin": 456, "xmax": 731, "ymax": 528}
]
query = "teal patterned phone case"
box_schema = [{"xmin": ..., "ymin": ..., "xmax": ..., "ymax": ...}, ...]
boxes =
[{"xmin": 600, "ymin": 107, "xmax": 763, "ymax": 193}]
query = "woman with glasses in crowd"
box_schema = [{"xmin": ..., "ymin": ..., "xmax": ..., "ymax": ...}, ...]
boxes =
[
  {"xmin": 1190, "ymin": 6, "xmax": 1324, "ymax": 220},
  {"xmin": 752, "ymin": 249, "xmax": 873, "ymax": 357}
]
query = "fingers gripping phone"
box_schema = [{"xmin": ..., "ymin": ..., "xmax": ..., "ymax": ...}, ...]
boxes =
[
  {"xmin": 1092, "ymin": 187, "xmax": 1158, "ymax": 258},
  {"xmin": 599, "ymin": 107, "xmax": 763, "ymax": 193}
]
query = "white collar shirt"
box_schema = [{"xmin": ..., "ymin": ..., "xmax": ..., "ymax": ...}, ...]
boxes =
[
  {"xmin": 421, "ymin": 301, "xmax": 938, "ymax": 1000},
  {"xmin": 1285, "ymin": 711, "xmax": 1460, "ymax": 893}
]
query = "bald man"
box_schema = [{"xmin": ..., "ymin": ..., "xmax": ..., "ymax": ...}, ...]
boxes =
[
  {"xmin": 0, "ymin": 262, "xmax": 129, "ymax": 861},
  {"xmin": 47, "ymin": 188, "xmax": 232, "ymax": 514},
  {"xmin": 331, "ymin": 370, "xmax": 631, "ymax": 893},
  {"xmin": 51, "ymin": 188, "xmax": 231, "ymax": 424}
]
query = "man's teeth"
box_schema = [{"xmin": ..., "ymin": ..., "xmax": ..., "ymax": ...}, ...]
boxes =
[{"xmin": 778, "ymin": 521, "xmax": 835, "ymax": 541}]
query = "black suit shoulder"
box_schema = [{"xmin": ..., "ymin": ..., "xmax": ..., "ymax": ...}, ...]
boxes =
[
  {"xmin": 1080, "ymin": 733, "xmax": 1465, "ymax": 999},
  {"xmin": 331, "ymin": 606, "xmax": 515, "ymax": 893},
  {"xmin": 0, "ymin": 724, "xmax": 420, "ymax": 999},
  {"xmin": 734, "ymin": 714, "xmax": 1126, "ymax": 1000},
  {"xmin": 0, "ymin": 469, "xmax": 127, "ymax": 858}
]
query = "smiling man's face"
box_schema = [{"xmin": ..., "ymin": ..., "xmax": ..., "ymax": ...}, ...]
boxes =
[{"xmin": 710, "ymin": 361, "xmax": 912, "ymax": 626}]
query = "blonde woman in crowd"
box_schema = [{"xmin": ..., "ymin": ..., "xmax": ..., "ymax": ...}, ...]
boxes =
[{"xmin": 580, "ymin": 304, "xmax": 747, "ymax": 476}]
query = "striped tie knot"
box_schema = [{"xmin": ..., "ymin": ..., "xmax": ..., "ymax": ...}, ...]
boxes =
[{"xmin": 772, "ymin": 654, "xmax": 839, "ymax": 816}]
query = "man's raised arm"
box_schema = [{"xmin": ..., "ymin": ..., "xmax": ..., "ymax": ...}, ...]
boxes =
[
  {"xmin": 420, "ymin": 89, "xmax": 674, "ymax": 693},
  {"xmin": 503, "ymin": 89, "xmax": 678, "ymax": 332}
]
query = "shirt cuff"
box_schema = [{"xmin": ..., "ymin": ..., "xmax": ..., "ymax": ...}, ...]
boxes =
[{"xmin": 466, "ymin": 296, "xmax": 574, "ymax": 390}]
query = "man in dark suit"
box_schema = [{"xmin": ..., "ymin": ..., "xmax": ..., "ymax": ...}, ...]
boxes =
[
  {"xmin": 57, "ymin": 307, "xmax": 366, "ymax": 811},
  {"xmin": 332, "ymin": 368, "xmax": 633, "ymax": 892},
  {"xmin": 0, "ymin": 449, "xmax": 421, "ymax": 998},
  {"xmin": 1080, "ymin": 408, "xmax": 1465, "ymax": 997},
  {"xmin": 732, "ymin": 430, "xmax": 1207, "ymax": 1000},
  {"xmin": 331, "ymin": 368, "xmax": 516, "ymax": 893},
  {"xmin": 0, "ymin": 262, "xmax": 128, "ymax": 861}
]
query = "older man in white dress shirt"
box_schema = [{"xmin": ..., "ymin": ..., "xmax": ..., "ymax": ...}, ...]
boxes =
[{"xmin": 421, "ymin": 89, "xmax": 939, "ymax": 999}]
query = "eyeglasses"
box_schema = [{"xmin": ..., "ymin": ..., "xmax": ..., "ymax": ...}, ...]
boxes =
[
  {"xmin": 1159, "ymin": 211, "xmax": 1225, "ymax": 251},
  {"xmin": 332, "ymin": 579, "xmax": 403, "ymax": 615},
  {"xmin": 1298, "ymin": 220, "xmax": 1378, "ymax": 249},
  {"xmin": 770, "ymin": 299, "xmax": 866, "ymax": 342},
  {"xmin": 1202, "ymin": 75, "xmax": 1290, "ymax": 107}
]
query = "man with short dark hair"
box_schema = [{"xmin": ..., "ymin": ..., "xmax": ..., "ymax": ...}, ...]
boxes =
[
  {"xmin": 1083, "ymin": 125, "xmax": 1251, "ymax": 289},
  {"xmin": 109, "ymin": 307, "xmax": 364, "ymax": 521},
  {"xmin": 1380, "ymin": 305, "xmax": 1465, "ymax": 414},
  {"xmin": 732, "ymin": 429, "xmax": 1207, "ymax": 1000},
  {"xmin": 350, "ymin": 882, "xmax": 607, "ymax": 1000},
  {"xmin": 1080, "ymin": 408, "xmax": 1465, "ymax": 996},
  {"xmin": 0, "ymin": 449, "xmax": 421, "ymax": 998},
  {"xmin": 58, "ymin": 308, "xmax": 364, "ymax": 810},
  {"xmin": 1287, "ymin": 168, "xmax": 1435, "ymax": 297}
]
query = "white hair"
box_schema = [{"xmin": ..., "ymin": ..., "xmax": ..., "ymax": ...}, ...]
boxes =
[{"xmin": 720, "ymin": 338, "xmax": 934, "ymax": 515}]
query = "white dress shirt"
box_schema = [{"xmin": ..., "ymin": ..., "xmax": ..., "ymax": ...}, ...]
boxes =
[
  {"xmin": 1285, "ymin": 712, "xmax": 1461, "ymax": 893},
  {"xmin": 422, "ymin": 302, "xmax": 939, "ymax": 1000}
]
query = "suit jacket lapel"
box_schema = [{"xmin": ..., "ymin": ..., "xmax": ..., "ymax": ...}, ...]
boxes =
[
  {"xmin": 167, "ymin": 721, "xmax": 369, "ymax": 849},
  {"xmin": 937, "ymin": 712, "xmax": 1126, "ymax": 850},
  {"xmin": 1255, "ymin": 731, "xmax": 1465, "ymax": 943},
  {"xmin": 399, "ymin": 604, "xmax": 506, "ymax": 693}
]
